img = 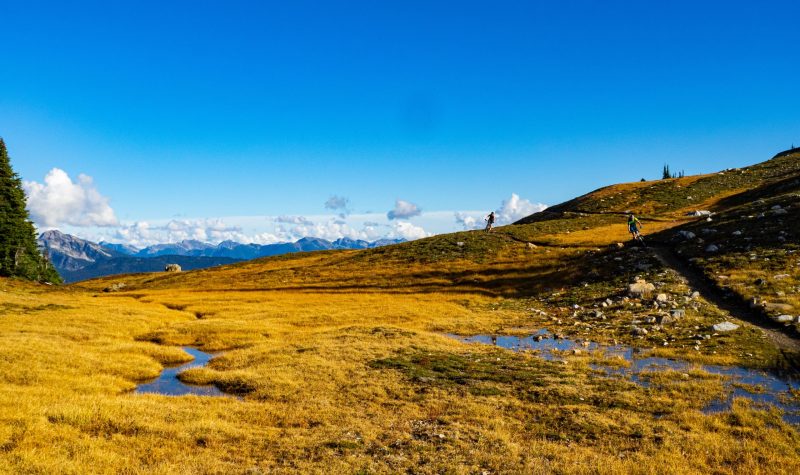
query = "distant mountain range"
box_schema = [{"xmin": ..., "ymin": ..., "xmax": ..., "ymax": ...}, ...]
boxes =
[{"xmin": 37, "ymin": 230, "xmax": 404, "ymax": 283}]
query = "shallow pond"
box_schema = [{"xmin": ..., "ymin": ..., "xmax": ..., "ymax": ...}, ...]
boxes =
[
  {"xmin": 135, "ymin": 347, "xmax": 225, "ymax": 397},
  {"xmin": 446, "ymin": 332, "xmax": 800, "ymax": 424}
]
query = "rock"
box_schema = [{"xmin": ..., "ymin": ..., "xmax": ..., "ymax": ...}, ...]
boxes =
[
  {"xmin": 771, "ymin": 204, "xmax": 782, "ymax": 210},
  {"xmin": 615, "ymin": 242, "xmax": 625, "ymax": 249},
  {"xmin": 103, "ymin": 282, "xmax": 126, "ymax": 292},
  {"xmin": 670, "ymin": 309, "xmax": 686, "ymax": 319},
  {"xmin": 456, "ymin": 241, "xmax": 465, "ymax": 247},
  {"xmin": 705, "ymin": 244, "xmax": 719, "ymax": 253},
  {"xmin": 732, "ymin": 230, "xmax": 742, "ymax": 236},
  {"xmin": 712, "ymin": 322, "xmax": 739, "ymax": 332},
  {"xmin": 572, "ymin": 349, "xmax": 582, "ymax": 355},
  {"xmin": 774, "ymin": 274, "xmax": 790, "ymax": 280},
  {"xmin": 774, "ymin": 315, "xmax": 795, "ymax": 323},
  {"xmin": 676, "ymin": 230, "xmax": 696, "ymax": 241},
  {"xmin": 164, "ymin": 263, "xmax": 182, "ymax": 272},
  {"xmin": 690, "ymin": 291, "xmax": 700, "ymax": 299},
  {"xmin": 687, "ymin": 210, "xmax": 712, "ymax": 217},
  {"xmin": 772, "ymin": 208, "xmax": 788, "ymax": 216},
  {"xmin": 655, "ymin": 293, "xmax": 669, "ymax": 303},
  {"xmin": 526, "ymin": 242, "xmax": 537, "ymax": 249},
  {"xmin": 754, "ymin": 278, "xmax": 766, "ymax": 286},
  {"xmin": 657, "ymin": 314, "xmax": 675, "ymax": 325},
  {"xmin": 628, "ymin": 279, "xmax": 656, "ymax": 298},
  {"xmin": 631, "ymin": 326, "xmax": 648, "ymax": 336}
]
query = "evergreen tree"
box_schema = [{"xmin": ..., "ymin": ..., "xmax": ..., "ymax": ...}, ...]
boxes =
[
  {"xmin": 0, "ymin": 138, "xmax": 61, "ymax": 283},
  {"xmin": 662, "ymin": 164, "xmax": 671, "ymax": 180}
]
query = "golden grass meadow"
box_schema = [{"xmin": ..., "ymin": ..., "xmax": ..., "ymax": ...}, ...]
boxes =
[{"xmin": 1, "ymin": 151, "xmax": 800, "ymax": 474}]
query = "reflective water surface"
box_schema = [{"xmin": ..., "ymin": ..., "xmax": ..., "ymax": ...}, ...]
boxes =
[
  {"xmin": 446, "ymin": 332, "xmax": 800, "ymax": 424},
  {"xmin": 135, "ymin": 347, "xmax": 225, "ymax": 397}
]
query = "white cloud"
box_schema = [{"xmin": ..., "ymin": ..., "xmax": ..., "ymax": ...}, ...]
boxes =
[
  {"xmin": 388, "ymin": 221, "xmax": 429, "ymax": 240},
  {"xmin": 23, "ymin": 168, "xmax": 118, "ymax": 228},
  {"xmin": 387, "ymin": 199, "xmax": 422, "ymax": 220},
  {"xmin": 454, "ymin": 211, "xmax": 481, "ymax": 230},
  {"xmin": 495, "ymin": 193, "xmax": 547, "ymax": 224}
]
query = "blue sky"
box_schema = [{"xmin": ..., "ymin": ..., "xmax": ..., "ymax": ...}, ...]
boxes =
[{"xmin": 2, "ymin": 1, "xmax": 799, "ymax": 245}]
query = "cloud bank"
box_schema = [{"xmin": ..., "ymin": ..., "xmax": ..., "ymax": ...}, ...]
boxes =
[{"xmin": 24, "ymin": 168, "xmax": 545, "ymax": 247}]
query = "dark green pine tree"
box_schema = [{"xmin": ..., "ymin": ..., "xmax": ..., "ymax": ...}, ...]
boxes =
[
  {"xmin": 662, "ymin": 164, "xmax": 671, "ymax": 180},
  {"xmin": 0, "ymin": 138, "xmax": 62, "ymax": 283}
]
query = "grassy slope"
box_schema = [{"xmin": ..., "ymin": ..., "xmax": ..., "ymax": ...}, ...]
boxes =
[{"xmin": 0, "ymin": 152, "xmax": 798, "ymax": 473}]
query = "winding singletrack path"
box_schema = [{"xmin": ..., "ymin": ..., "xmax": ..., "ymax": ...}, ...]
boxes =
[{"xmin": 650, "ymin": 245, "xmax": 800, "ymax": 354}]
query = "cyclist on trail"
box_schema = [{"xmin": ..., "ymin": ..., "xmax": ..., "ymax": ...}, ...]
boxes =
[
  {"xmin": 627, "ymin": 213, "xmax": 645, "ymax": 245},
  {"xmin": 485, "ymin": 212, "xmax": 496, "ymax": 233}
]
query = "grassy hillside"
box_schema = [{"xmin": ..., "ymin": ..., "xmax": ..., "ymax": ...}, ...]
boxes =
[{"xmin": 1, "ymin": 150, "xmax": 799, "ymax": 473}]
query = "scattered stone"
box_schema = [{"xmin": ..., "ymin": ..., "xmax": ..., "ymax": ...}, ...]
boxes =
[
  {"xmin": 628, "ymin": 279, "xmax": 656, "ymax": 298},
  {"xmin": 705, "ymin": 244, "xmax": 719, "ymax": 253},
  {"xmin": 103, "ymin": 282, "xmax": 126, "ymax": 292},
  {"xmin": 615, "ymin": 242, "xmax": 625, "ymax": 249},
  {"xmin": 774, "ymin": 274, "xmax": 790, "ymax": 280},
  {"xmin": 690, "ymin": 291, "xmax": 700, "ymax": 299},
  {"xmin": 732, "ymin": 230, "xmax": 742, "ymax": 236},
  {"xmin": 526, "ymin": 242, "xmax": 537, "ymax": 249},
  {"xmin": 631, "ymin": 326, "xmax": 648, "ymax": 336},
  {"xmin": 687, "ymin": 210, "xmax": 712, "ymax": 217},
  {"xmin": 772, "ymin": 208, "xmax": 788, "ymax": 216},
  {"xmin": 712, "ymin": 322, "xmax": 739, "ymax": 332},
  {"xmin": 164, "ymin": 264, "xmax": 182, "ymax": 272},
  {"xmin": 774, "ymin": 315, "xmax": 795, "ymax": 323},
  {"xmin": 676, "ymin": 230, "xmax": 696, "ymax": 241},
  {"xmin": 456, "ymin": 241, "xmax": 465, "ymax": 247},
  {"xmin": 670, "ymin": 309, "xmax": 686, "ymax": 319},
  {"xmin": 655, "ymin": 293, "xmax": 668, "ymax": 303}
]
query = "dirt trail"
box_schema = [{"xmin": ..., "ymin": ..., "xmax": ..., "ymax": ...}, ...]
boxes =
[{"xmin": 650, "ymin": 246, "xmax": 800, "ymax": 353}]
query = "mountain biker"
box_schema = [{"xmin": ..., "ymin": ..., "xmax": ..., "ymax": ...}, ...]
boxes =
[
  {"xmin": 485, "ymin": 212, "xmax": 496, "ymax": 233},
  {"xmin": 627, "ymin": 214, "xmax": 644, "ymax": 244}
]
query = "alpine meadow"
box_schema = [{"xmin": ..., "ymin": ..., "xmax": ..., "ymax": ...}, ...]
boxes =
[
  {"xmin": 2, "ymin": 2, "xmax": 800, "ymax": 474},
  {"xmin": 1, "ymin": 146, "xmax": 800, "ymax": 473}
]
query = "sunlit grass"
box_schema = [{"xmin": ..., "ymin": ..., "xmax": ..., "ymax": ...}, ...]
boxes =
[{"xmin": 1, "ymin": 151, "xmax": 799, "ymax": 472}]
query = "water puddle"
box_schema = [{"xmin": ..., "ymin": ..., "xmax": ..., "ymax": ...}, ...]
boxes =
[
  {"xmin": 135, "ymin": 347, "xmax": 225, "ymax": 397},
  {"xmin": 446, "ymin": 332, "xmax": 800, "ymax": 424}
]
